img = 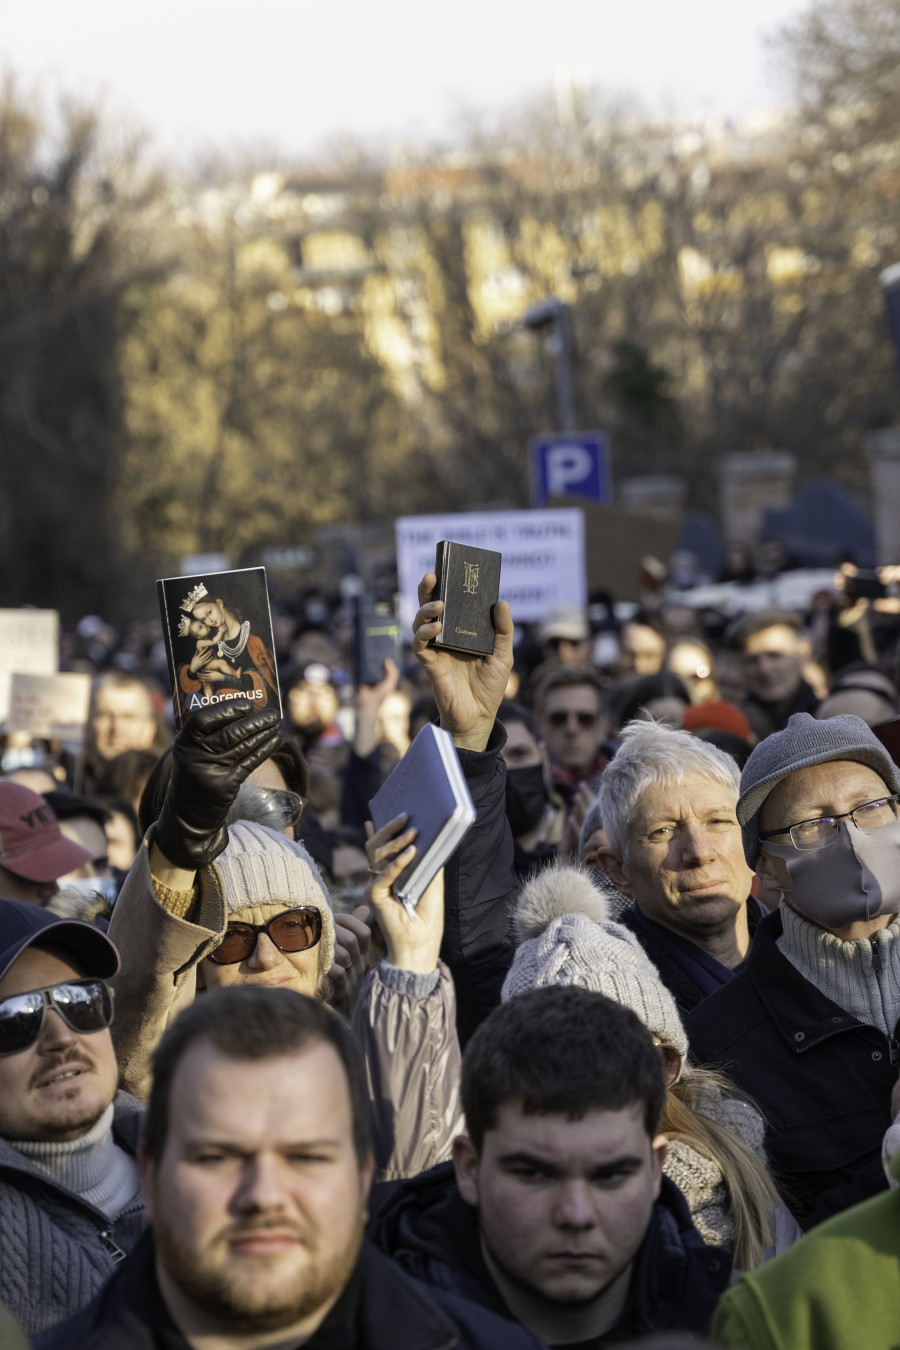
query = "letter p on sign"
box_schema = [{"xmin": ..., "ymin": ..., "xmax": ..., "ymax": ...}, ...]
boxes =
[
  {"xmin": 529, "ymin": 433, "xmax": 609, "ymax": 507},
  {"xmin": 547, "ymin": 444, "xmax": 592, "ymax": 495}
]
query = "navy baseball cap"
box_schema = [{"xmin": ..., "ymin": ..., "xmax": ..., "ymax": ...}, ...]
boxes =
[{"xmin": 0, "ymin": 898, "xmax": 119, "ymax": 985}]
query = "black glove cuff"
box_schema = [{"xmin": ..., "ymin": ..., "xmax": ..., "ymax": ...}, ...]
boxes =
[{"xmin": 154, "ymin": 799, "xmax": 229, "ymax": 874}]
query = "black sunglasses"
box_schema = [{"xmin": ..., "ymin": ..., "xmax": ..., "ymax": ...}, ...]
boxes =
[
  {"xmin": 546, "ymin": 710, "xmax": 598, "ymax": 729},
  {"xmin": 207, "ymin": 906, "xmax": 323, "ymax": 966},
  {"xmin": 0, "ymin": 979, "xmax": 115, "ymax": 1057}
]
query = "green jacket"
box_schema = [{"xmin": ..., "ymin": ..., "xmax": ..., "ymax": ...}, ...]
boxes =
[{"xmin": 714, "ymin": 1153, "xmax": 900, "ymax": 1350}]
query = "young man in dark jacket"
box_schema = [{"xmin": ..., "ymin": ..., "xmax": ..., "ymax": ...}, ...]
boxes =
[
  {"xmin": 38, "ymin": 985, "xmax": 544, "ymax": 1350},
  {"xmin": 371, "ymin": 986, "xmax": 731, "ymax": 1346},
  {"xmin": 688, "ymin": 713, "xmax": 900, "ymax": 1230}
]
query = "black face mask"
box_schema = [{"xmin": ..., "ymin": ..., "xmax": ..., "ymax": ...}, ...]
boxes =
[{"xmin": 506, "ymin": 764, "xmax": 549, "ymax": 836}]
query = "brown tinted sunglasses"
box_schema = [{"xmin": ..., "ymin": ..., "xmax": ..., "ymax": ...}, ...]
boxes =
[{"xmin": 207, "ymin": 906, "xmax": 323, "ymax": 965}]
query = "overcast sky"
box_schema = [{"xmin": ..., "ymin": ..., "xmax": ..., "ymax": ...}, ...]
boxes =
[{"xmin": 0, "ymin": 0, "xmax": 812, "ymax": 162}]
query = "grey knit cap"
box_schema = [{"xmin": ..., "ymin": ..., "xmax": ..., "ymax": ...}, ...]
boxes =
[
  {"xmin": 215, "ymin": 821, "xmax": 335, "ymax": 972},
  {"xmin": 738, "ymin": 712, "xmax": 900, "ymax": 865},
  {"xmin": 501, "ymin": 862, "xmax": 688, "ymax": 1058}
]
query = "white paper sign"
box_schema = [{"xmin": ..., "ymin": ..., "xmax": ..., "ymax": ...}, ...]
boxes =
[
  {"xmin": 669, "ymin": 569, "xmax": 838, "ymax": 616},
  {"xmin": 7, "ymin": 672, "xmax": 93, "ymax": 742},
  {"xmin": 0, "ymin": 610, "xmax": 59, "ymax": 725},
  {"xmin": 396, "ymin": 510, "xmax": 586, "ymax": 626}
]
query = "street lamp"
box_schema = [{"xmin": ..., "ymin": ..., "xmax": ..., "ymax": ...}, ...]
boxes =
[
  {"xmin": 521, "ymin": 297, "xmax": 575, "ymax": 432},
  {"xmin": 879, "ymin": 262, "xmax": 900, "ymax": 387}
]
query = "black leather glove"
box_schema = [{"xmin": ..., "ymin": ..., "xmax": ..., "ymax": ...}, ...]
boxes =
[{"xmin": 154, "ymin": 700, "xmax": 282, "ymax": 872}]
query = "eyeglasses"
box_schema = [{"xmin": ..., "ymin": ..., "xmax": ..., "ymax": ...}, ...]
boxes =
[
  {"xmin": 652, "ymin": 1038, "xmax": 683, "ymax": 1087},
  {"xmin": 0, "ymin": 979, "xmax": 114, "ymax": 1057},
  {"xmin": 241, "ymin": 788, "xmax": 306, "ymax": 829},
  {"xmin": 546, "ymin": 710, "xmax": 598, "ymax": 729},
  {"xmin": 760, "ymin": 795, "xmax": 900, "ymax": 852},
  {"xmin": 207, "ymin": 906, "xmax": 323, "ymax": 966}
]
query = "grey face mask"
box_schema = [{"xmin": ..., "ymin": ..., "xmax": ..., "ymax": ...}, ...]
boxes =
[{"xmin": 762, "ymin": 818, "xmax": 900, "ymax": 930}]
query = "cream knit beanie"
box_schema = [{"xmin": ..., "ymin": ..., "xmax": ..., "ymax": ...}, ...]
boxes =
[
  {"xmin": 215, "ymin": 821, "xmax": 335, "ymax": 973},
  {"xmin": 501, "ymin": 861, "xmax": 688, "ymax": 1058}
]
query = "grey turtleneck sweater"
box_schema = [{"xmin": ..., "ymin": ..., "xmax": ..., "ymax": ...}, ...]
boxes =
[
  {"xmin": 11, "ymin": 1103, "xmax": 141, "ymax": 1218},
  {"xmin": 777, "ymin": 903, "xmax": 900, "ymax": 1038}
]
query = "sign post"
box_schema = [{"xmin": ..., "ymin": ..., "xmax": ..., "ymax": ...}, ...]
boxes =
[{"xmin": 529, "ymin": 432, "xmax": 612, "ymax": 507}]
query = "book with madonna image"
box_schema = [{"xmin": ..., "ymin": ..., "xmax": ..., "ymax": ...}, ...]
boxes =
[
  {"xmin": 368, "ymin": 722, "xmax": 477, "ymax": 915},
  {"xmin": 157, "ymin": 566, "xmax": 282, "ymax": 729}
]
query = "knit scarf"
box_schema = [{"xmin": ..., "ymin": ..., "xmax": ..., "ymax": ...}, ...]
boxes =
[
  {"xmin": 12, "ymin": 1104, "xmax": 141, "ymax": 1219},
  {"xmin": 777, "ymin": 903, "xmax": 900, "ymax": 1038}
]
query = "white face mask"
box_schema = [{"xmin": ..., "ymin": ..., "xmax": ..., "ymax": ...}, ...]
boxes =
[
  {"xmin": 50, "ymin": 877, "xmax": 119, "ymax": 920},
  {"xmin": 762, "ymin": 818, "xmax": 900, "ymax": 929}
]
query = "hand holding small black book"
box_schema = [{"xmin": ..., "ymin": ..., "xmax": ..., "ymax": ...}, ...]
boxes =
[{"xmin": 411, "ymin": 570, "xmax": 515, "ymax": 755}]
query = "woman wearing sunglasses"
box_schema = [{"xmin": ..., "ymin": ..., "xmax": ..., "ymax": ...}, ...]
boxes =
[{"xmin": 108, "ymin": 703, "xmax": 348, "ymax": 1100}]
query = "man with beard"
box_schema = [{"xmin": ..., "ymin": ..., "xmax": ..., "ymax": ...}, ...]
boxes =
[
  {"xmin": 37, "ymin": 986, "xmax": 543, "ymax": 1350},
  {"xmin": 0, "ymin": 899, "xmax": 144, "ymax": 1336}
]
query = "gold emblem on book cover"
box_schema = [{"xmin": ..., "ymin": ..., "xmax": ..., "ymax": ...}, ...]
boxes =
[{"xmin": 463, "ymin": 562, "xmax": 479, "ymax": 595}]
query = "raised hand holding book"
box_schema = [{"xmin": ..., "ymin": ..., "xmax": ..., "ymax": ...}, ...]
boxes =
[{"xmin": 368, "ymin": 722, "xmax": 476, "ymax": 915}]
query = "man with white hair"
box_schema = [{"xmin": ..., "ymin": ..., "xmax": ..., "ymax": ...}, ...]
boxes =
[{"xmin": 597, "ymin": 722, "xmax": 760, "ymax": 1014}]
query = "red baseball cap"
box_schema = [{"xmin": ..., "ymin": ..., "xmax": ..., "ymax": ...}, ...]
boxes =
[
  {"xmin": 682, "ymin": 700, "xmax": 752, "ymax": 743},
  {"xmin": 0, "ymin": 784, "xmax": 96, "ymax": 883}
]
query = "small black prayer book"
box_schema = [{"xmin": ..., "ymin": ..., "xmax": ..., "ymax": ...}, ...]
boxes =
[{"xmin": 429, "ymin": 541, "xmax": 501, "ymax": 658}]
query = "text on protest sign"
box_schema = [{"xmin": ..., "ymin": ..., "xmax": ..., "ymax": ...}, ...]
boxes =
[
  {"xmin": 396, "ymin": 510, "xmax": 586, "ymax": 626},
  {"xmin": 0, "ymin": 610, "xmax": 59, "ymax": 726},
  {"xmin": 8, "ymin": 672, "xmax": 92, "ymax": 743}
]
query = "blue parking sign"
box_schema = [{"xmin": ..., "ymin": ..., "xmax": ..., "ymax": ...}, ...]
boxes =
[{"xmin": 529, "ymin": 432, "xmax": 611, "ymax": 507}]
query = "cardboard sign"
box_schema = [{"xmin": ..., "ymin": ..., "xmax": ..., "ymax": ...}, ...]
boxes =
[
  {"xmin": 396, "ymin": 510, "xmax": 586, "ymax": 626},
  {"xmin": 0, "ymin": 609, "xmax": 59, "ymax": 726},
  {"xmin": 7, "ymin": 672, "xmax": 92, "ymax": 742}
]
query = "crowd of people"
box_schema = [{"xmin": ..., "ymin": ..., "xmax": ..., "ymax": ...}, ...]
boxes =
[{"xmin": 1, "ymin": 559, "xmax": 900, "ymax": 1348}]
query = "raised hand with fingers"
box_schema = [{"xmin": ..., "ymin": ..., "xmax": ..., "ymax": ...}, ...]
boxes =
[
  {"xmin": 354, "ymin": 658, "xmax": 400, "ymax": 759},
  {"xmin": 411, "ymin": 572, "xmax": 514, "ymax": 752}
]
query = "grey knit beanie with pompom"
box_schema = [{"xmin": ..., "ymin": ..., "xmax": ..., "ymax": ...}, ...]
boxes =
[
  {"xmin": 215, "ymin": 821, "xmax": 335, "ymax": 974},
  {"xmin": 502, "ymin": 861, "xmax": 688, "ymax": 1059}
]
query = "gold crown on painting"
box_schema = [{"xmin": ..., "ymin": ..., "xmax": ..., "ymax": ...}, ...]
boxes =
[{"xmin": 177, "ymin": 582, "xmax": 209, "ymax": 636}]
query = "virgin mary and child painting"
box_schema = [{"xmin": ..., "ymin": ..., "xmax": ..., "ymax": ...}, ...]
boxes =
[{"xmin": 158, "ymin": 568, "xmax": 280, "ymax": 728}]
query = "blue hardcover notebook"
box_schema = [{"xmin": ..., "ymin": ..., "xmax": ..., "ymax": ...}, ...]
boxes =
[{"xmin": 368, "ymin": 722, "xmax": 476, "ymax": 914}]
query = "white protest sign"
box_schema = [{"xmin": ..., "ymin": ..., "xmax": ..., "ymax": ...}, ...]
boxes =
[
  {"xmin": 8, "ymin": 672, "xmax": 93, "ymax": 743},
  {"xmin": 0, "ymin": 610, "xmax": 59, "ymax": 725},
  {"xmin": 396, "ymin": 510, "xmax": 586, "ymax": 626},
  {"xmin": 669, "ymin": 569, "xmax": 838, "ymax": 616}
]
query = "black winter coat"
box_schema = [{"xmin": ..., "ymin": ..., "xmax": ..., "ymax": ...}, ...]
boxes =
[
  {"xmin": 687, "ymin": 909, "xmax": 896, "ymax": 1231},
  {"xmin": 35, "ymin": 1231, "xmax": 546, "ymax": 1350},
  {"xmin": 369, "ymin": 1162, "xmax": 731, "ymax": 1344},
  {"xmin": 443, "ymin": 724, "xmax": 517, "ymax": 1047}
]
